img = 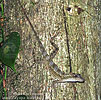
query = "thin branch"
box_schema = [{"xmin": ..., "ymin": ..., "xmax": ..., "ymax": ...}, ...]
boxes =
[{"xmin": 62, "ymin": 5, "xmax": 72, "ymax": 73}]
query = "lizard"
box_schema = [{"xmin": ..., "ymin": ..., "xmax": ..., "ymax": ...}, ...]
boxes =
[{"xmin": 18, "ymin": 0, "xmax": 85, "ymax": 83}]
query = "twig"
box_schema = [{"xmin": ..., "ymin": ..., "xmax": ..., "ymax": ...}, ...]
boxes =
[{"xmin": 62, "ymin": 5, "xmax": 72, "ymax": 73}]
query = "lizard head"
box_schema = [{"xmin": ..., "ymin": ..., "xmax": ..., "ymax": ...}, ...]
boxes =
[
  {"xmin": 70, "ymin": 73, "xmax": 85, "ymax": 83},
  {"xmin": 56, "ymin": 73, "xmax": 85, "ymax": 83}
]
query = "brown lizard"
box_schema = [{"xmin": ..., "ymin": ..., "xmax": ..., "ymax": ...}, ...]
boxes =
[{"xmin": 18, "ymin": 0, "xmax": 85, "ymax": 83}]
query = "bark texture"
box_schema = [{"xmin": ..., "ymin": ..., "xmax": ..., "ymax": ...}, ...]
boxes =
[{"xmin": 4, "ymin": 0, "xmax": 100, "ymax": 100}]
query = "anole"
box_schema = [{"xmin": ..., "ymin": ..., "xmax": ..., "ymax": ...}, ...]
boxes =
[{"xmin": 18, "ymin": 0, "xmax": 84, "ymax": 83}]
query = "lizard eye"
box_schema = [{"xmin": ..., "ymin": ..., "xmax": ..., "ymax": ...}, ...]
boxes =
[
  {"xmin": 66, "ymin": 7, "xmax": 71, "ymax": 11},
  {"xmin": 74, "ymin": 74, "xmax": 78, "ymax": 77},
  {"xmin": 76, "ymin": 74, "xmax": 81, "ymax": 78},
  {"xmin": 73, "ymin": 74, "xmax": 80, "ymax": 77}
]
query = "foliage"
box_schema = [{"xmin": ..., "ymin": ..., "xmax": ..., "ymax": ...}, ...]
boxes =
[
  {"xmin": 0, "ymin": 32, "xmax": 20, "ymax": 72},
  {"xmin": 0, "ymin": 74, "xmax": 3, "ymax": 99},
  {"xmin": 0, "ymin": 0, "xmax": 21, "ymax": 99}
]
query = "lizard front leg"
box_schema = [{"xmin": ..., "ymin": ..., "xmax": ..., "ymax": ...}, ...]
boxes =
[
  {"xmin": 49, "ymin": 39, "xmax": 59, "ymax": 60},
  {"xmin": 49, "ymin": 32, "xmax": 60, "ymax": 60}
]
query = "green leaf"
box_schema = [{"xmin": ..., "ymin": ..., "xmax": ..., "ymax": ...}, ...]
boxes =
[
  {"xmin": 0, "ymin": 0, "xmax": 3, "ymax": 3},
  {"xmin": 0, "ymin": 32, "xmax": 20, "ymax": 72},
  {"xmin": 1, "ymin": 3, "xmax": 4, "ymax": 17},
  {"xmin": 0, "ymin": 28, "xmax": 4, "ymax": 43},
  {"xmin": 0, "ymin": 36, "xmax": 3, "ymax": 43},
  {"xmin": 0, "ymin": 74, "xmax": 3, "ymax": 99}
]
